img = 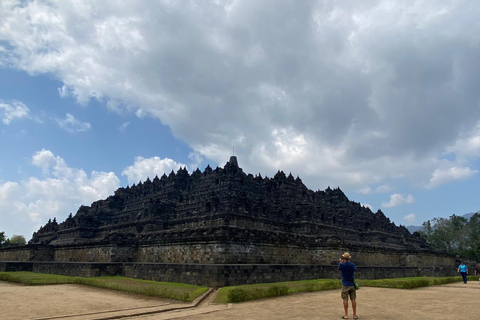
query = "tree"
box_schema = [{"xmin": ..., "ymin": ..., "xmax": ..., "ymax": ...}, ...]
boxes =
[
  {"xmin": 0, "ymin": 231, "xmax": 6, "ymax": 246},
  {"xmin": 1, "ymin": 231, "xmax": 12, "ymax": 248},
  {"xmin": 463, "ymin": 213, "xmax": 480, "ymax": 258},
  {"xmin": 0, "ymin": 232, "xmax": 26, "ymax": 248},
  {"xmin": 9, "ymin": 235, "xmax": 26, "ymax": 246},
  {"xmin": 420, "ymin": 214, "xmax": 480, "ymax": 259}
]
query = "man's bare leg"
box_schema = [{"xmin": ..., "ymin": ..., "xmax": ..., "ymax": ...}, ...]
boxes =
[
  {"xmin": 352, "ymin": 300, "xmax": 357, "ymax": 318},
  {"xmin": 343, "ymin": 300, "xmax": 349, "ymax": 318}
]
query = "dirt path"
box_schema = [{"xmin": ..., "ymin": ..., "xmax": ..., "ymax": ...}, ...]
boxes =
[
  {"xmin": 0, "ymin": 281, "xmax": 187, "ymax": 320},
  {"xmin": 2, "ymin": 280, "xmax": 480, "ymax": 319}
]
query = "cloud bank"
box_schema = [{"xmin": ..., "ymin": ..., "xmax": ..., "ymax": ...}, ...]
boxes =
[
  {"xmin": 0, "ymin": 149, "xmax": 120, "ymax": 237},
  {"xmin": 0, "ymin": 149, "xmax": 194, "ymax": 238},
  {"xmin": 1, "ymin": 0, "xmax": 480, "ymax": 193}
]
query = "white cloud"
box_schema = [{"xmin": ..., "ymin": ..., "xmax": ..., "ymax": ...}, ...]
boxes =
[
  {"xmin": 403, "ymin": 213, "xmax": 416, "ymax": 224},
  {"xmin": 447, "ymin": 121, "xmax": 480, "ymax": 159},
  {"xmin": 118, "ymin": 121, "xmax": 130, "ymax": 132},
  {"xmin": 32, "ymin": 149, "xmax": 57, "ymax": 174},
  {"xmin": 381, "ymin": 193, "xmax": 415, "ymax": 208},
  {"xmin": 272, "ymin": 127, "xmax": 308, "ymax": 162},
  {"xmin": 0, "ymin": 150, "xmax": 120, "ymax": 238},
  {"xmin": 0, "ymin": 100, "xmax": 30, "ymax": 125},
  {"xmin": 57, "ymin": 85, "xmax": 71, "ymax": 98},
  {"xmin": 358, "ymin": 186, "xmax": 372, "ymax": 195},
  {"xmin": 188, "ymin": 151, "xmax": 204, "ymax": 170},
  {"xmin": 358, "ymin": 184, "xmax": 391, "ymax": 195},
  {"xmin": 426, "ymin": 166, "xmax": 478, "ymax": 189},
  {"xmin": 122, "ymin": 156, "xmax": 187, "ymax": 185},
  {"xmin": 1, "ymin": 1, "xmax": 480, "ymax": 192},
  {"xmin": 375, "ymin": 184, "xmax": 391, "ymax": 193},
  {"xmin": 56, "ymin": 113, "xmax": 91, "ymax": 133},
  {"xmin": 0, "ymin": 181, "xmax": 20, "ymax": 201}
]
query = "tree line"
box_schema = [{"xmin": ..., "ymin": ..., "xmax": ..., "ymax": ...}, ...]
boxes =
[
  {"xmin": 0, "ymin": 232, "xmax": 26, "ymax": 248},
  {"xmin": 420, "ymin": 213, "xmax": 480, "ymax": 259}
]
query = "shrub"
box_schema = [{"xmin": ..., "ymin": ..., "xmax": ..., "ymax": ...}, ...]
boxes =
[
  {"xmin": 228, "ymin": 288, "xmax": 249, "ymax": 302},
  {"xmin": 267, "ymin": 285, "xmax": 289, "ymax": 297}
]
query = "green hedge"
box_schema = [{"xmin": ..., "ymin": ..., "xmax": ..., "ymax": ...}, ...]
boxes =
[
  {"xmin": 216, "ymin": 276, "xmax": 475, "ymax": 303},
  {"xmin": 227, "ymin": 285, "xmax": 290, "ymax": 303},
  {"xmin": 357, "ymin": 276, "xmax": 477, "ymax": 289},
  {"xmin": 0, "ymin": 272, "xmax": 208, "ymax": 302},
  {"xmin": 215, "ymin": 279, "xmax": 341, "ymax": 303}
]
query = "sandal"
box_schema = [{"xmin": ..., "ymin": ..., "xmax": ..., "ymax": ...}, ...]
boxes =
[
  {"xmin": 341, "ymin": 317, "xmax": 348, "ymax": 319},
  {"xmin": 354, "ymin": 316, "xmax": 359, "ymax": 319}
]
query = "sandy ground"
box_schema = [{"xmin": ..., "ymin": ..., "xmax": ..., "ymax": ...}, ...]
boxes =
[
  {"xmin": 2, "ymin": 280, "xmax": 480, "ymax": 320},
  {"xmin": 0, "ymin": 281, "xmax": 187, "ymax": 320}
]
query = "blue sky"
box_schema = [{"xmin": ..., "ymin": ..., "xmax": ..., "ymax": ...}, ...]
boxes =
[{"xmin": 1, "ymin": 1, "xmax": 480, "ymax": 240}]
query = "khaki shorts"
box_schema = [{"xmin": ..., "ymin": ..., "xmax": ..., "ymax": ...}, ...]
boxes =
[{"xmin": 341, "ymin": 285, "xmax": 356, "ymax": 301}]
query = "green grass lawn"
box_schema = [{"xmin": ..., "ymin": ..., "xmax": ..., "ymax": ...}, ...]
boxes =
[
  {"xmin": 1, "ymin": 272, "xmax": 475, "ymax": 304},
  {"xmin": 0, "ymin": 272, "xmax": 208, "ymax": 302},
  {"xmin": 74, "ymin": 276, "xmax": 208, "ymax": 301},
  {"xmin": 214, "ymin": 276, "xmax": 477, "ymax": 303},
  {"xmin": 0, "ymin": 271, "xmax": 76, "ymax": 285}
]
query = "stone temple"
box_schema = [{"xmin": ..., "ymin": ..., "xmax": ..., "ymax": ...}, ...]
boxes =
[{"xmin": 0, "ymin": 156, "xmax": 463, "ymax": 286}]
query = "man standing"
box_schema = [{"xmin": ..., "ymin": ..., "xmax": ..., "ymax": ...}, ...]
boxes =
[
  {"xmin": 457, "ymin": 262, "xmax": 468, "ymax": 284},
  {"xmin": 338, "ymin": 252, "xmax": 358, "ymax": 319}
]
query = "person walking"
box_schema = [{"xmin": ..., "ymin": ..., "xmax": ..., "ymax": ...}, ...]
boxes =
[
  {"xmin": 457, "ymin": 262, "xmax": 468, "ymax": 284},
  {"xmin": 338, "ymin": 252, "xmax": 358, "ymax": 319}
]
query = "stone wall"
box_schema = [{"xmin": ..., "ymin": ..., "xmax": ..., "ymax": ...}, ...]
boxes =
[
  {"xmin": 0, "ymin": 262, "xmax": 33, "ymax": 272},
  {"xmin": 54, "ymin": 245, "xmax": 115, "ymax": 262},
  {"xmin": 0, "ymin": 247, "xmax": 31, "ymax": 261},
  {"xmin": 135, "ymin": 243, "xmax": 317, "ymax": 264},
  {"xmin": 0, "ymin": 261, "xmax": 463, "ymax": 287},
  {"xmin": 135, "ymin": 242, "xmax": 455, "ymax": 266},
  {"xmin": 0, "ymin": 241, "xmax": 467, "ymax": 287},
  {"xmin": 0, "ymin": 242, "xmax": 454, "ymax": 266},
  {"xmin": 33, "ymin": 262, "xmax": 123, "ymax": 277}
]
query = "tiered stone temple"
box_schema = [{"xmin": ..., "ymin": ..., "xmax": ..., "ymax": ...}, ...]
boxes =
[{"xmin": 0, "ymin": 157, "xmax": 461, "ymax": 286}]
